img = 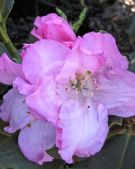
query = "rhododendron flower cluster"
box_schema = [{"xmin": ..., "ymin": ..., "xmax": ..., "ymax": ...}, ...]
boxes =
[{"xmin": 0, "ymin": 13, "xmax": 135, "ymax": 164}]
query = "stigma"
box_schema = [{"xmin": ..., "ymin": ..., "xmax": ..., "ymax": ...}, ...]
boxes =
[{"xmin": 67, "ymin": 71, "xmax": 96, "ymax": 100}]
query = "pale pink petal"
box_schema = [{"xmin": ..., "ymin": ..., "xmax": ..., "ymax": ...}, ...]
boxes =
[
  {"xmin": 22, "ymin": 39, "xmax": 70, "ymax": 83},
  {"xmin": 81, "ymin": 32, "xmax": 128, "ymax": 69},
  {"xmin": 20, "ymin": 44, "xmax": 33, "ymax": 58},
  {"xmin": 94, "ymin": 69, "xmax": 135, "ymax": 117},
  {"xmin": 57, "ymin": 41, "xmax": 105, "ymax": 80},
  {"xmin": 13, "ymin": 79, "xmax": 45, "ymax": 120},
  {"xmin": 0, "ymin": 88, "xmax": 33, "ymax": 133},
  {"xmin": 57, "ymin": 100, "xmax": 108, "ymax": 164},
  {"xmin": 20, "ymin": 49, "xmax": 26, "ymax": 58},
  {"xmin": 0, "ymin": 53, "xmax": 24, "ymax": 85},
  {"xmin": 63, "ymin": 41, "xmax": 74, "ymax": 48},
  {"xmin": 18, "ymin": 120, "xmax": 55, "ymax": 164},
  {"xmin": 26, "ymin": 76, "xmax": 58, "ymax": 124},
  {"xmin": 31, "ymin": 13, "xmax": 76, "ymax": 43},
  {"xmin": 13, "ymin": 77, "xmax": 33, "ymax": 95},
  {"xmin": 27, "ymin": 108, "xmax": 46, "ymax": 121}
]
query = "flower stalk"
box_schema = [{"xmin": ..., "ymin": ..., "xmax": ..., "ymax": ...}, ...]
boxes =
[{"xmin": 0, "ymin": 21, "xmax": 20, "ymax": 62}]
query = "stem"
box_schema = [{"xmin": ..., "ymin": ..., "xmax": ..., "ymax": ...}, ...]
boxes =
[{"xmin": 0, "ymin": 22, "xmax": 21, "ymax": 62}]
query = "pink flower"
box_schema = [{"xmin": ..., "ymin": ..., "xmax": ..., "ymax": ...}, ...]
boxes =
[
  {"xmin": 0, "ymin": 14, "xmax": 134, "ymax": 164},
  {"xmin": 0, "ymin": 53, "xmax": 24, "ymax": 85},
  {"xmin": 0, "ymin": 48, "xmax": 59, "ymax": 164},
  {"xmin": 18, "ymin": 119, "xmax": 55, "ymax": 164},
  {"xmin": 21, "ymin": 34, "xmax": 135, "ymax": 163},
  {"xmin": 16, "ymin": 35, "xmax": 135, "ymax": 163},
  {"xmin": 31, "ymin": 13, "xmax": 76, "ymax": 47},
  {"xmin": 0, "ymin": 83, "xmax": 56, "ymax": 165},
  {"xmin": 0, "ymin": 39, "xmax": 70, "ymax": 164},
  {"xmin": 80, "ymin": 32, "xmax": 128, "ymax": 69},
  {"xmin": 0, "ymin": 88, "xmax": 33, "ymax": 133}
]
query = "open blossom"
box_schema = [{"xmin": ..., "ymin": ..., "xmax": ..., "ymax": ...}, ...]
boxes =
[
  {"xmin": 21, "ymin": 34, "xmax": 134, "ymax": 163},
  {"xmin": 0, "ymin": 13, "xmax": 135, "ymax": 165},
  {"xmin": 0, "ymin": 85, "xmax": 56, "ymax": 164},
  {"xmin": 0, "ymin": 40, "xmax": 70, "ymax": 164}
]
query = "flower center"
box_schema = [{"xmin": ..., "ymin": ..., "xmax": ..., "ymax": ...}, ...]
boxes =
[
  {"xmin": 56, "ymin": 71, "xmax": 97, "ymax": 103},
  {"xmin": 70, "ymin": 71, "xmax": 91, "ymax": 91},
  {"xmin": 67, "ymin": 71, "xmax": 96, "ymax": 100}
]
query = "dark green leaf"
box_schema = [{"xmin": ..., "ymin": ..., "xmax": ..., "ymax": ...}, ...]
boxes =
[
  {"xmin": 0, "ymin": 121, "xmax": 12, "ymax": 142},
  {"xmin": 0, "ymin": 42, "xmax": 9, "ymax": 55},
  {"xmin": 0, "ymin": 83, "xmax": 9, "ymax": 99},
  {"xmin": 0, "ymin": 137, "xmax": 64, "ymax": 169},
  {"xmin": 71, "ymin": 132, "xmax": 135, "ymax": 169},
  {"xmin": 47, "ymin": 147, "xmax": 61, "ymax": 160},
  {"xmin": 128, "ymin": 14, "xmax": 135, "ymax": 45},
  {"xmin": 72, "ymin": 7, "xmax": 88, "ymax": 33},
  {"xmin": 0, "ymin": 0, "xmax": 14, "ymax": 22},
  {"xmin": 129, "ymin": 51, "xmax": 135, "ymax": 73},
  {"xmin": 109, "ymin": 116, "xmax": 123, "ymax": 128},
  {"xmin": 26, "ymin": 34, "xmax": 37, "ymax": 44},
  {"xmin": 108, "ymin": 127, "xmax": 127, "ymax": 139},
  {"xmin": 108, "ymin": 116, "xmax": 125, "ymax": 139},
  {"xmin": 56, "ymin": 7, "xmax": 68, "ymax": 21},
  {"xmin": 0, "ymin": 1, "xmax": 20, "ymax": 62}
]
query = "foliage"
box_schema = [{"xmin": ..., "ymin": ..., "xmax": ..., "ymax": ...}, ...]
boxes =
[
  {"xmin": 0, "ymin": 0, "xmax": 14, "ymax": 23},
  {"xmin": 128, "ymin": 14, "xmax": 135, "ymax": 73},
  {"xmin": 0, "ymin": 0, "xmax": 20, "ymax": 62},
  {"xmin": 0, "ymin": 137, "xmax": 64, "ymax": 169},
  {"xmin": 55, "ymin": 5, "xmax": 88, "ymax": 33},
  {"xmin": 0, "ymin": 121, "xmax": 135, "ymax": 169},
  {"xmin": 70, "ymin": 131, "xmax": 135, "ymax": 169},
  {"xmin": 72, "ymin": 7, "xmax": 88, "ymax": 33},
  {"xmin": 128, "ymin": 14, "xmax": 135, "ymax": 46}
]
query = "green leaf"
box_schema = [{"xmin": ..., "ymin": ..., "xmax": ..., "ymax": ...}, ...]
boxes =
[
  {"xmin": 56, "ymin": 7, "xmax": 68, "ymax": 21},
  {"xmin": 109, "ymin": 116, "xmax": 123, "ymax": 128},
  {"xmin": 72, "ymin": 7, "xmax": 88, "ymax": 33},
  {"xmin": 0, "ymin": 121, "xmax": 12, "ymax": 142},
  {"xmin": 129, "ymin": 51, "xmax": 135, "ymax": 73},
  {"xmin": 0, "ymin": 0, "xmax": 21, "ymax": 62},
  {"xmin": 0, "ymin": 41, "xmax": 9, "ymax": 55},
  {"xmin": 71, "ymin": 132, "xmax": 135, "ymax": 169},
  {"xmin": 0, "ymin": 137, "xmax": 65, "ymax": 169},
  {"xmin": 0, "ymin": 83, "xmax": 9, "ymax": 100},
  {"xmin": 128, "ymin": 14, "xmax": 135, "ymax": 45},
  {"xmin": 47, "ymin": 147, "xmax": 61, "ymax": 160},
  {"xmin": 0, "ymin": 0, "xmax": 14, "ymax": 22},
  {"xmin": 108, "ymin": 127, "xmax": 127, "ymax": 139},
  {"xmin": 0, "ymin": 28, "xmax": 21, "ymax": 62}
]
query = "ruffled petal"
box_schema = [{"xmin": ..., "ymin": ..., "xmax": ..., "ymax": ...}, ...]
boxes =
[
  {"xmin": 94, "ymin": 69, "xmax": 135, "ymax": 117},
  {"xmin": 57, "ymin": 100, "xmax": 108, "ymax": 164},
  {"xmin": 57, "ymin": 40, "xmax": 105, "ymax": 80},
  {"xmin": 13, "ymin": 77, "xmax": 33, "ymax": 95},
  {"xmin": 26, "ymin": 76, "xmax": 58, "ymax": 124},
  {"xmin": 31, "ymin": 13, "xmax": 76, "ymax": 43},
  {"xmin": 0, "ymin": 53, "xmax": 24, "ymax": 85},
  {"xmin": 18, "ymin": 120, "xmax": 55, "ymax": 164},
  {"xmin": 22, "ymin": 39, "xmax": 70, "ymax": 83},
  {"xmin": 0, "ymin": 88, "xmax": 33, "ymax": 133},
  {"xmin": 80, "ymin": 32, "xmax": 128, "ymax": 69}
]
